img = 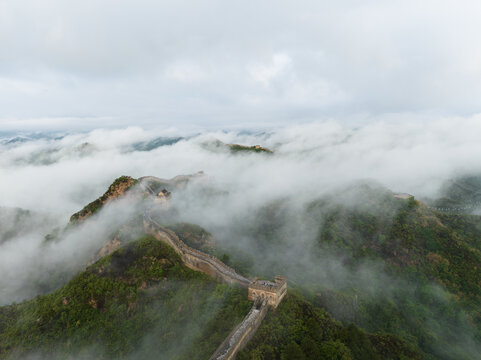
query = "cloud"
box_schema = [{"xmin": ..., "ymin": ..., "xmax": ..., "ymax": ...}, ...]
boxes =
[
  {"xmin": 0, "ymin": 117, "xmax": 480, "ymax": 226},
  {"xmin": 0, "ymin": 196, "xmax": 143, "ymax": 305},
  {"xmin": 2, "ymin": 120, "xmax": 481, "ymax": 357},
  {"xmin": 1, "ymin": 0, "xmax": 481, "ymax": 129},
  {"xmin": 165, "ymin": 61, "xmax": 207, "ymax": 83},
  {"xmin": 248, "ymin": 53, "xmax": 292, "ymax": 87}
]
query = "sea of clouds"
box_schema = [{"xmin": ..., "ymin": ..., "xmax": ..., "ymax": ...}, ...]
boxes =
[
  {"xmin": 1, "ymin": 118, "xmax": 480, "ymax": 216},
  {"xmin": 1, "ymin": 119, "xmax": 481, "ymax": 358}
]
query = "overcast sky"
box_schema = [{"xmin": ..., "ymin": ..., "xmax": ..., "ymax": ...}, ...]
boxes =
[{"xmin": 1, "ymin": 0, "xmax": 481, "ymax": 131}]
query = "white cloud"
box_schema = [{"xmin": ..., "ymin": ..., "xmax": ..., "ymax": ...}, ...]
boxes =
[
  {"xmin": 248, "ymin": 53, "xmax": 292, "ymax": 87},
  {"xmin": 1, "ymin": 118, "xmax": 481, "ymax": 217},
  {"xmin": 1, "ymin": 0, "xmax": 481, "ymax": 129},
  {"xmin": 0, "ymin": 77, "xmax": 44, "ymax": 95},
  {"xmin": 165, "ymin": 61, "xmax": 207, "ymax": 83}
]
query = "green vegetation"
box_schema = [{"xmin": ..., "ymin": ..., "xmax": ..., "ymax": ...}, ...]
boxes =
[
  {"xmin": 5, "ymin": 176, "xmax": 481, "ymax": 359},
  {"xmin": 314, "ymin": 195, "xmax": 481, "ymax": 311},
  {"xmin": 229, "ymin": 144, "xmax": 273, "ymax": 154},
  {"xmin": 69, "ymin": 176, "xmax": 138, "ymax": 224},
  {"xmin": 238, "ymin": 292, "xmax": 420, "ymax": 360},
  {"xmin": 0, "ymin": 235, "xmax": 251, "ymax": 359},
  {"xmin": 0, "ymin": 218, "xmax": 421, "ymax": 360},
  {"xmin": 305, "ymin": 193, "xmax": 481, "ymax": 359},
  {"xmin": 167, "ymin": 222, "xmax": 215, "ymax": 255},
  {"xmin": 200, "ymin": 139, "xmax": 273, "ymax": 154},
  {"xmin": 433, "ymin": 175, "xmax": 481, "ymax": 209},
  {"xmin": 231, "ymin": 186, "xmax": 481, "ymax": 359},
  {"xmin": 164, "ymin": 222, "xmax": 254, "ymax": 277}
]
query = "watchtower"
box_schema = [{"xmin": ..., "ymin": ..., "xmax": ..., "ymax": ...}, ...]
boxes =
[
  {"xmin": 154, "ymin": 189, "xmax": 172, "ymax": 208},
  {"xmin": 248, "ymin": 276, "xmax": 287, "ymax": 308}
]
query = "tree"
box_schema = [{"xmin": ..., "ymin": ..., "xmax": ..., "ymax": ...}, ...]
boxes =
[
  {"xmin": 339, "ymin": 324, "xmax": 380, "ymax": 360},
  {"xmin": 301, "ymin": 337, "xmax": 320, "ymax": 359},
  {"xmin": 306, "ymin": 318, "xmax": 322, "ymax": 342},
  {"xmin": 281, "ymin": 341, "xmax": 306, "ymax": 360},
  {"xmin": 319, "ymin": 340, "xmax": 353, "ymax": 360}
]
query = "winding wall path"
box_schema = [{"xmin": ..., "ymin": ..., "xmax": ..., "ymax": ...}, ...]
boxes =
[
  {"xmin": 427, "ymin": 203, "xmax": 481, "ymax": 212},
  {"xmin": 143, "ymin": 211, "xmax": 251, "ymax": 288},
  {"xmin": 209, "ymin": 297, "xmax": 269, "ymax": 360},
  {"xmin": 139, "ymin": 176, "xmax": 281, "ymax": 359}
]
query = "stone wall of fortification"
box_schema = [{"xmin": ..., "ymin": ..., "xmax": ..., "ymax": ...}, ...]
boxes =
[
  {"xmin": 143, "ymin": 215, "xmax": 251, "ymax": 288},
  {"xmin": 248, "ymin": 283, "xmax": 287, "ymax": 308},
  {"xmin": 209, "ymin": 299, "xmax": 269, "ymax": 360},
  {"xmin": 248, "ymin": 276, "xmax": 287, "ymax": 308},
  {"xmin": 143, "ymin": 210, "xmax": 289, "ymax": 360},
  {"xmin": 141, "ymin": 181, "xmax": 287, "ymax": 360}
]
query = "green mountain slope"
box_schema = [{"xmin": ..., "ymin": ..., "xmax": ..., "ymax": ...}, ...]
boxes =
[
  {"xmin": 0, "ymin": 235, "xmax": 251, "ymax": 359},
  {"xmin": 69, "ymin": 176, "xmax": 139, "ymax": 224},
  {"xmin": 4, "ymin": 176, "xmax": 481, "ymax": 359},
  {"xmin": 238, "ymin": 292, "xmax": 420, "ymax": 360},
  {"xmin": 305, "ymin": 191, "xmax": 481, "ymax": 359},
  {"xmin": 0, "ymin": 233, "xmax": 419, "ymax": 360},
  {"xmin": 223, "ymin": 183, "xmax": 481, "ymax": 359}
]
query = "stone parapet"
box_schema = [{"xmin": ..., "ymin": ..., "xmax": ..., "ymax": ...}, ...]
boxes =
[
  {"xmin": 144, "ymin": 212, "xmax": 251, "ymax": 288},
  {"xmin": 143, "ymin": 204, "xmax": 287, "ymax": 360},
  {"xmin": 248, "ymin": 276, "xmax": 287, "ymax": 308},
  {"xmin": 209, "ymin": 298, "xmax": 269, "ymax": 360}
]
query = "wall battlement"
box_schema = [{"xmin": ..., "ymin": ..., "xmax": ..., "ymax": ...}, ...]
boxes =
[
  {"xmin": 209, "ymin": 298, "xmax": 269, "ymax": 360},
  {"xmin": 143, "ymin": 211, "xmax": 251, "ymax": 288},
  {"xmin": 248, "ymin": 276, "xmax": 287, "ymax": 308},
  {"xmin": 142, "ymin": 192, "xmax": 287, "ymax": 360}
]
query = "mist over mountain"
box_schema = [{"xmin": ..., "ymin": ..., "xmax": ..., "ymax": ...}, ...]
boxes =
[
  {"xmin": 2, "ymin": 120, "xmax": 481, "ymax": 215},
  {"xmin": 2, "ymin": 0, "xmax": 481, "ymax": 358},
  {"xmin": 1, "ymin": 121, "xmax": 481, "ymax": 359}
]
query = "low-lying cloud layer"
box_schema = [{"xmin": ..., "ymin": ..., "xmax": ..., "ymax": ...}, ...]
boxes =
[
  {"xmin": 1, "ymin": 120, "xmax": 481, "ymax": 358},
  {"xmin": 0, "ymin": 119, "xmax": 478, "ymax": 302},
  {"xmin": 0, "ymin": 119, "xmax": 480, "ymax": 216}
]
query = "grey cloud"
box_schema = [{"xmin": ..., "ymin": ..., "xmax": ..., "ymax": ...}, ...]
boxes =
[{"xmin": 1, "ymin": 1, "xmax": 481, "ymax": 129}]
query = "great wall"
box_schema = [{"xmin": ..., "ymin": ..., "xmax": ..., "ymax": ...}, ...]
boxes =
[
  {"xmin": 427, "ymin": 203, "xmax": 481, "ymax": 212},
  {"xmin": 143, "ymin": 211, "xmax": 251, "ymax": 288},
  {"xmin": 140, "ymin": 177, "xmax": 287, "ymax": 360},
  {"xmin": 394, "ymin": 193, "xmax": 481, "ymax": 213},
  {"xmin": 72, "ymin": 174, "xmax": 481, "ymax": 359},
  {"xmin": 143, "ymin": 182, "xmax": 477, "ymax": 359},
  {"xmin": 209, "ymin": 297, "xmax": 269, "ymax": 360}
]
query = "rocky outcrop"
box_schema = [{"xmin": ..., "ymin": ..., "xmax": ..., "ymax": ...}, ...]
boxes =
[
  {"xmin": 229, "ymin": 144, "xmax": 273, "ymax": 154},
  {"xmin": 69, "ymin": 176, "xmax": 138, "ymax": 224}
]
